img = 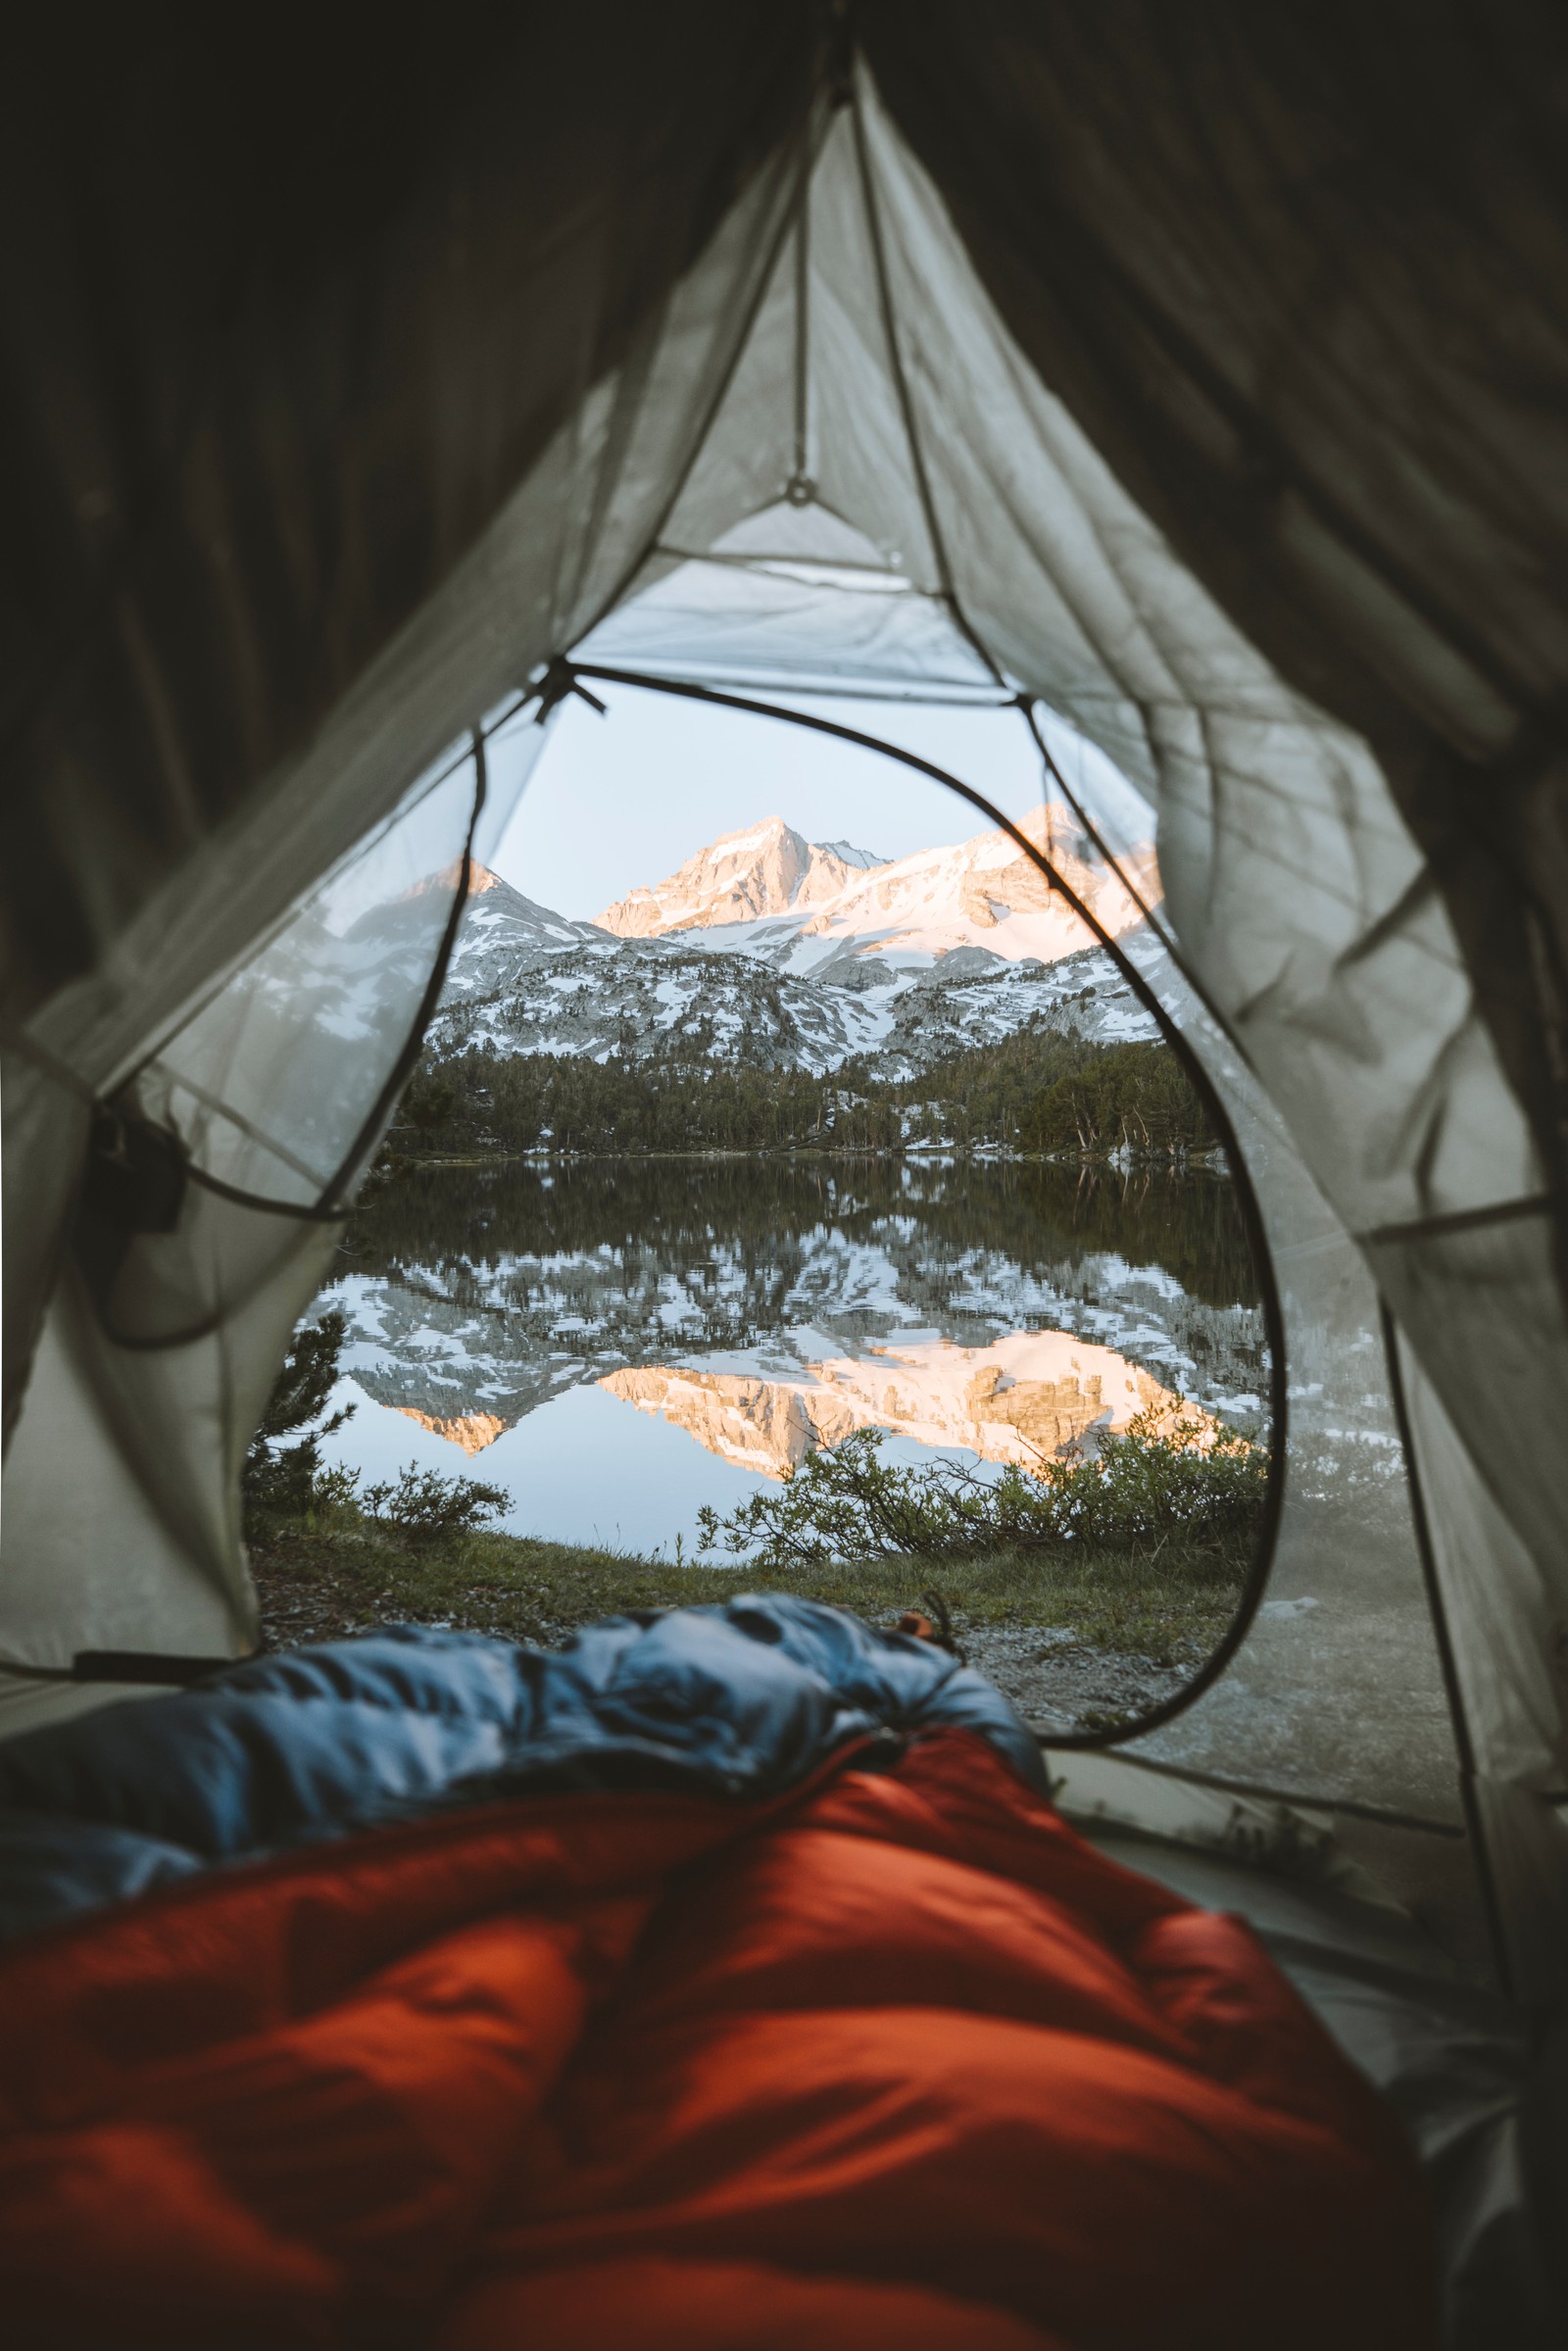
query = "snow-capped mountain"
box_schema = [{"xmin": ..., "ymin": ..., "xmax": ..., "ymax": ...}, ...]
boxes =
[
  {"xmin": 434, "ymin": 922, "xmax": 1159, "ymax": 1078},
  {"xmin": 432, "ymin": 807, "xmax": 1162, "ymax": 1076},
  {"xmin": 447, "ymin": 864, "xmax": 609, "ymax": 979},
  {"xmin": 593, "ymin": 807, "xmax": 1156, "ymax": 984}
]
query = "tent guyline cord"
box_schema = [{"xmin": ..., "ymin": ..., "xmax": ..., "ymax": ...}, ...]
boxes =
[
  {"xmin": 565, "ymin": 657, "xmax": 1290, "ymax": 1757},
  {"xmin": 1379, "ymin": 1301, "xmax": 1513, "ymax": 2000}
]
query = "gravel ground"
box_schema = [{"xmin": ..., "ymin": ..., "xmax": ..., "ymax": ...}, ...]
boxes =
[
  {"xmin": 955, "ymin": 1619, "xmax": 1201, "ymax": 1733},
  {"xmin": 253, "ymin": 1558, "xmax": 1198, "ymax": 1736}
]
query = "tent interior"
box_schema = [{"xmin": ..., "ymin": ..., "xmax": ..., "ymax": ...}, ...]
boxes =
[{"xmin": 4, "ymin": 5, "xmax": 1568, "ymax": 2340}]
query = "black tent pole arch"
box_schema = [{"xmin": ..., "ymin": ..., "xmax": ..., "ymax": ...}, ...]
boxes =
[{"xmin": 563, "ymin": 657, "xmax": 1290, "ymax": 1754}]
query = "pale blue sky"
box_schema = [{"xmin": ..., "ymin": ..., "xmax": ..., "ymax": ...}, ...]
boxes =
[{"xmin": 485, "ymin": 685, "xmax": 1151, "ymax": 922}]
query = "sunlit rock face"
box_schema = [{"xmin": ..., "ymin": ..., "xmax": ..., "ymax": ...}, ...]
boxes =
[
  {"xmin": 599, "ymin": 1329, "xmax": 1192, "ymax": 1481},
  {"xmin": 599, "ymin": 1367, "xmax": 861, "ymax": 1476},
  {"xmin": 595, "ymin": 817, "xmax": 880, "ymax": 938},
  {"xmin": 592, "ymin": 805, "xmax": 1158, "ymax": 980},
  {"xmin": 393, "ymin": 1408, "xmax": 511, "ymax": 1455}
]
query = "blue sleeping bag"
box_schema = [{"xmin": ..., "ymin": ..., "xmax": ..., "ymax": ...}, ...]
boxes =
[{"xmin": 0, "ymin": 1595, "xmax": 1043, "ymax": 1939}]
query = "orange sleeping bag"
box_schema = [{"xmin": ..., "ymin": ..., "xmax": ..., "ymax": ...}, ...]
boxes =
[{"xmin": 0, "ymin": 1728, "xmax": 1434, "ymax": 2348}]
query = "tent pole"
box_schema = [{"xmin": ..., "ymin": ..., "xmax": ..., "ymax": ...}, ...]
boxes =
[{"xmin": 789, "ymin": 100, "xmax": 811, "ymax": 496}]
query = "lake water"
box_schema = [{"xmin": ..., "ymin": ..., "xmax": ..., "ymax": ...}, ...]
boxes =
[{"xmin": 311, "ymin": 1156, "xmax": 1268, "ymax": 1558}]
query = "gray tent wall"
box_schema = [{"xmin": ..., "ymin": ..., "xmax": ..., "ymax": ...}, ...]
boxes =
[
  {"xmin": 1, "ymin": 7, "xmax": 1565, "ymax": 2007},
  {"xmin": 852, "ymin": 0, "xmax": 1568, "ymax": 2012},
  {"xmin": 0, "ymin": 3, "xmax": 818, "ymax": 1435},
  {"xmin": 1, "ymin": 14, "xmax": 820, "ymax": 1670},
  {"xmin": 581, "ymin": 78, "xmax": 1554, "ymax": 1995}
]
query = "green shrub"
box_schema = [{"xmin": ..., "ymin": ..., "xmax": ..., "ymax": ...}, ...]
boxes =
[
  {"xmin": 243, "ymin": 1313, "xmax": 513, "ymax": 1545},
  {"xmin": 696, "ymin": 1410, "xmax": 1267, "ymax": 1575},
  {"xmin": 242, "ymin": 1312, "xmax": 356, "ymax": 1530},
  {"xmin": 358, "ymin": 1464, "xmax": 512, "ymax": 1543}
]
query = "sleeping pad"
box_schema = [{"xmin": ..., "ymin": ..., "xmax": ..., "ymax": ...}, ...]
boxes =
[{"xmin": 0, "ymin": 1598, "xmax": 1435, "ymax": 2348}]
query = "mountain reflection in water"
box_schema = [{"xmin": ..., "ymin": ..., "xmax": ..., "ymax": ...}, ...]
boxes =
[
  {"xmin": 602, "ymin": 1332, "xmax": 1192, "ymax": 1482},
  {"xmin": 314, "ymin": 1156, "xmax": 1268, "ymax": 1553}
]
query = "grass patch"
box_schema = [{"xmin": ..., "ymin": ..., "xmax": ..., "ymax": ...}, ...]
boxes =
[{"xmin": 249, "ymin": 1510, "xmax": 1243, "ymax": 1664}]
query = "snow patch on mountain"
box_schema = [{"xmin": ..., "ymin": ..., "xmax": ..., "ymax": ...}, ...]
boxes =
[
  {"xmin": 436, "ymin": 936, "xmax": 898, "ymax": 1076},
  {"xmin": 815, "ymin": 838, "xmax": 888, "ymax": 870}
]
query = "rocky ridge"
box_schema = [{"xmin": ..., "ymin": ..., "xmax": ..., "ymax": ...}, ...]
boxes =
[
  {"xmin": 432, "ymin": 805, "xmax": 1164, "ymax": 1078},
  {"xmin": 592, "ymin": 808, "xmax": 1156, "ymax": 982}
]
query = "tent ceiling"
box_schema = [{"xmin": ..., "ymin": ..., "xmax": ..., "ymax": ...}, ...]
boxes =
[{"xmin": 582, "ymin": 104, "xmax": 1004, "ymax": 702}]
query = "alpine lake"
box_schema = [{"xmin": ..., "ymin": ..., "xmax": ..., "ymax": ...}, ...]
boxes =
[{"xmin": 314, "ymin": 1153, "xmax": 1266, "ymax": 1555}]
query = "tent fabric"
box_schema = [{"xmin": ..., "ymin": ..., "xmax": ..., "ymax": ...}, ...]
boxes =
[
  {"xmin": 1, "ymin": 0, "xmax": 1566, "ymax": 2040},
  {"xmin": 861, "ymin": 0, "xmax": 1568, "ymax": 1230},
  {"xmin": 0, "ymin": 1679, "xmax": 1435, "ymax": 2350},
  {"xmin": 1, "ymin": 2, "xmax": 815, "ymax": 1439}
]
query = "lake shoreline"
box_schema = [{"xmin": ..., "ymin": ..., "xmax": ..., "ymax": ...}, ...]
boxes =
[
  {"xmin": 381, "ymin": 1144, "xmax": 1234, "ymax": 1172},
  {"xmin": 323, "ymin": 1151, "xmax": 1267, "ymax": 1561},
  {"xmin": 249, "ymin": 1516, "xmax": 1229, "ymax": 1739}
]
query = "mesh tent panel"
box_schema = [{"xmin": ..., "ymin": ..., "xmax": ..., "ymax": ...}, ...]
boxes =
[{"xmin": 2, "ymin": 715, "xmax": 555, "ymax": 1667}]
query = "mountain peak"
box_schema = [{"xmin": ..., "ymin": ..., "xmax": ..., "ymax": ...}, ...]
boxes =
[
  {"xmin": 595, "ymin": 817, "xmax": 878, "ymax": 939},
  {"xmin": 813, "ymin": 837, "xmax": 886, "ymax": 870},
  {"xmin": 591, "ymin": 806, "xmax": 1155, "ymax": 955}
]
